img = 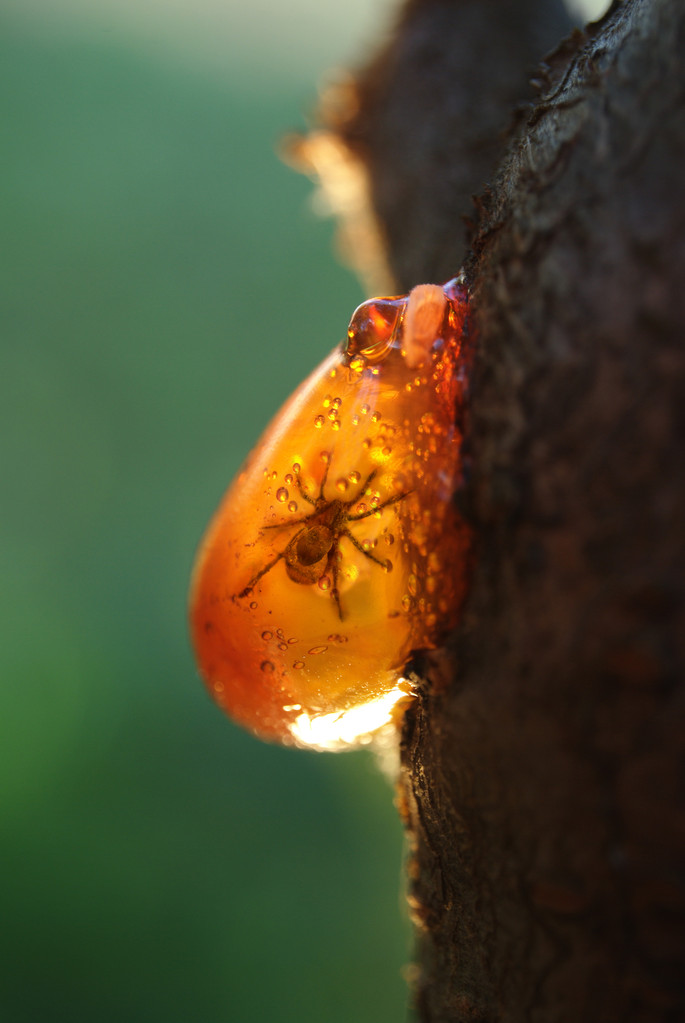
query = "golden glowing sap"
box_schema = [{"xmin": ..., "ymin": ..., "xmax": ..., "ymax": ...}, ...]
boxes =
[{"xmin": 189, "ymin": 277, "xmax": 472, "ymax": 749}]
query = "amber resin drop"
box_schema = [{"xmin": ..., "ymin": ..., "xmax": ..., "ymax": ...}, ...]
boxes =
[{"xmin": 189, "ymin": 276, "xmax": 471, "ymax": 749}]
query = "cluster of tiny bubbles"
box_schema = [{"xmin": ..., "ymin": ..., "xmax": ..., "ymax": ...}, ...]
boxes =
[
  {"xmin": 426, "ymin": 551, "xmax": 441, "ymax": 594},
  {"xmin": 261, "ymin": 628, "xmax": 301, "ymax": 653},
  {"xmin": 327, "ymin": 633, "xmax": 348, "ymax": 643}
]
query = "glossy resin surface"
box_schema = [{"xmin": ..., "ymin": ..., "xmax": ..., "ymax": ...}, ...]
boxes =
[{"xmin": 190, "ymin": 277, "xmax": 471, "ymax": 749}]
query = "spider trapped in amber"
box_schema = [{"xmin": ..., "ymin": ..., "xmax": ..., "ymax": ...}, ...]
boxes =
[{"xmin": 238, "ymin": 457, "xmax": 408, "ymax": 620}]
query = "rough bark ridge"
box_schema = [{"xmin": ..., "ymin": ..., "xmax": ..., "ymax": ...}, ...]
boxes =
[{"xmin": 337, "ymin": 0, "xmax": 685, "ymax": 1019}]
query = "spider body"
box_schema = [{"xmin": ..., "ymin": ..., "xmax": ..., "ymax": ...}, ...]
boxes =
[{"xmin": 240, "ymin": 465, "xmax": 403, "ymax": 619}]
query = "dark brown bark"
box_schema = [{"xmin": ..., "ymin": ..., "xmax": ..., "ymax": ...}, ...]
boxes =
[
  {"xmin": 333, "ymin": 0, "xmax": 574, "ymax": 290},
  {"xmin": 320, "ymin": 0, "xmax": 685, "ymax": 1019}
]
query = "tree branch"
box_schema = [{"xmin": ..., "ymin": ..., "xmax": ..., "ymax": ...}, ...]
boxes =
[{"xmin": 319, "ymin": 0, "xmax": 685, "ymax": 1018}]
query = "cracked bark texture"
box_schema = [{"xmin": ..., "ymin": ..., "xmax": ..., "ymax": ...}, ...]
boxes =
[{"xmin": 331, "ymin": 0, "xmax": 685, "ymax": 1019}]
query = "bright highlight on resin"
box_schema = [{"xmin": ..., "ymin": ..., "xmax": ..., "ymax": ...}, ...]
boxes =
[{"xmin": 189, "ymin": 277, "xmax": 471, "ymax": 750}]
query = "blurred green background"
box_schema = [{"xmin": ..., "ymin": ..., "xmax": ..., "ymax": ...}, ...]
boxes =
[{"xmin": 0, "ymin": 2, "xmax": 413, "ymax": 1021}]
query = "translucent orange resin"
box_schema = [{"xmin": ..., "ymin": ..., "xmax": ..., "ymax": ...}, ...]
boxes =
[{"xmin": 189, "ymin": 277, "xmax": 471, "ymax": 749}]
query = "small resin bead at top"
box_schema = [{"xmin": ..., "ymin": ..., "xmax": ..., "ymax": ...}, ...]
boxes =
[{"xmin": 189, "ymin": 277, "xmax": 471, "ymax": 750}]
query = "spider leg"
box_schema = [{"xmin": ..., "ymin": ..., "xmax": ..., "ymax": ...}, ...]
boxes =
[
  {"xmin": 238, "ymin": 548, "xmax": 286, "ymax": 597},
  {"xmin": 294, "ymin": 470, "xmax": 318, "ymax": 506},
  {"xmin": 329, "ymin": 546, "xmax": 344, "ymax": 621},
  {"xmin": 342, "ymin": 528, "xmax": 391, "ymax": 571},
  {"xmin": 318, "ymin": 454, "xmax": 332, "ymax": 501},
  {"xmin": 347, "ymin": 489, "xmax": 412, "ymax": 521},
  {"xmin": 261, "ymin": 509, "xmax": 317, "ymax": 530},
  {"xmin": 358, "ymin": 468, "xmax": 377, "ymax": 494}
]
